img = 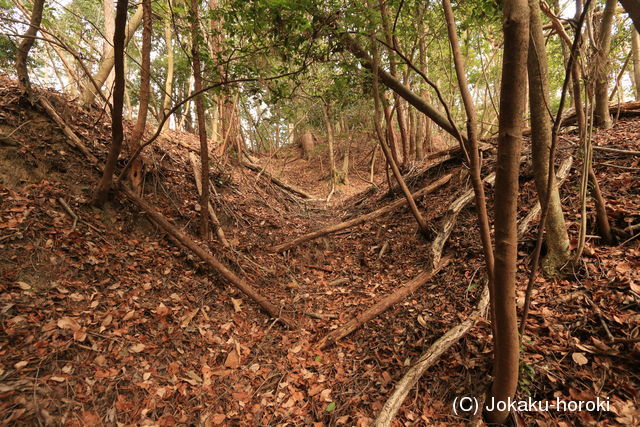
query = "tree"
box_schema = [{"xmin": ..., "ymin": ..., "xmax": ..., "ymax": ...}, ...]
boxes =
[
  {"xmin": 593, "ymin": 0, "xmax": 618, "ymax": 129},
  {"xmin": 92, "ymin": 0, "xmax": 128, "ymax": 206},
  {"xmin": 191, "ymin": 0, "xmax": 210, "ymax": 239},
  {"xmin": 15, "ymin": 0, "xmax": 45, "ymax": 96},
  {"xmin": 126, "ymin": 0, "xmax": 152, "ymax": 194},
  {"xmin": 487, "ymin": 0, "xmax": 529, "ymax": 422},
  {"xmin": 79, "ymin": 4, "xmax": 143, "ymax": 108},
  {"xmin": 527, "ymin": 0, "xmax": 571, "ymax": 270}
]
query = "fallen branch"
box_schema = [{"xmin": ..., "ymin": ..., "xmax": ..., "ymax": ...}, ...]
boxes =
[
  {"xmin": 188, "ymin": 152, "xmax": 231, "ymax": 247},
  {"xmin": 120, "ymin": 184, "xmax": 296, "ymax": 328},
  {"xmin": 374, "ymin": 284, "xmax": 490, "ymax": 427},
  {"xmin": 242, "ymin": 159, "xmax": 315, "ymax": 200},
  {"xmin": 592, "ymin": 145, "xmax": 640, "ymax": 156},
  {"xmin": 57, "ymin": 197, "xmax": 77, "ymax": 230},
  {"xmin": 317, "ymin": 257, "xmax": 451, "ymax": 349},
  {"xmin": 272, "ymin": 172, "xmax": 455, "ymax": 252},
  {"xmin": 38, "ymin": 96, "xmax": 99, "ymax": 165},
  {"xmin": 429, "ymin": 171, "xmax": 496, "ymax": 268}
]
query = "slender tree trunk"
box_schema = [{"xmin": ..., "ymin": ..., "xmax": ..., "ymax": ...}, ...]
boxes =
[
  {"xmin": 191, "ymin": 0, "xmax": 210, "ymax": 239},
  {"xmin": 161, "ymin": 0, "xmax": 174, "ymax": 131},
  {"xmin": 593, "ymin": 0, "xmax": 617, "ymax": 129},
  {"xmin": 322, "ymin": 104, "xmax": 338, "ymax": 187},
  {"xmin": 372, "ymin": 38, "xmax": 429, "ymax": 235},
  {"xmin": 632, "ymin": 29, "xmax": 640, "ymax": 100},
  {"xmin": 92, "ymin": 0, "xmax": 129, "ymax": 207},
  {"xmin": 487, "ymin": 0, "xmax": 529, "ymax": 423},
  {"xmin": 79, "ymin": 5, "xmax": 143, "ymax": 108},
  {"xmin": 443, "ymin": 0, "xmax": 496, "ymax": 338},
  {"xmin": 126, "ymin": 0, "xmax": 152, "ymax": 193},
  {"xmin": 588, "ymin": 166, "xmax": 615, "ymax": 244},
  {"xmin": 527, "ymin": 0, "xmax": 571, "ymax": 270},
  {"xmin": 103, "ymin": 0, "xmax": 115, "ymax": 104},
  {"xmin": 15, "ymin": 0, "xmax": 45, "ymax": 96},
  {"xmin": 378, "ymin": 0, "xmax": 410, "ymax": 167}
]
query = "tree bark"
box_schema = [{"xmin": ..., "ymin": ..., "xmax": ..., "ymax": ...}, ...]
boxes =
[
  {"xmin": 127, "ymin": 0, "xmax": 152, "ymax": 193},
  {"xmin": 619, "ymin": 0, "xmax": 640, "ymax": 33},
  {"xmin": 79, "ymin": 5, "xmax": 143, "ymax": 108},
  {"xmin": 632, "ymin": 29, "xmax": 640, "ymax": 100},
  {"xmin": 593, "ymin": 0, "xmax": 618, "ymax": 128},
  {"xmin": 322, "ymin": 104, "xmax": 338, "ymax": 187},
  {"xmin": 487, "ymin": 0, "xmax": 529, "ymax": 423},
  {"xmin": 190, "ymin": 0, "xmax": 210, "ymax": 239},
  {"xmin": 15, "ymin": 0, "xmax": 45, "ymax": 96},
  {"xmin": 527, "ymin": 0, "xmax": 571, "ymax": 270},
  {"xmin": 161, "ymin": 0, "xmax": 174, "ymax": 131},
  {"xmin": 102, "ymin": 0, "xmax": 115, "ymax": 103},
  {"xmin": 92, "ymin": 0, "xmax": 129, "ymax": 207}
]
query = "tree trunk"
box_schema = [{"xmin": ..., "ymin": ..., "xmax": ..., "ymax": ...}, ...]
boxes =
[
  {"xmin": 79, "ymin": 5, "xmax": 143, "ymax": 108},
  {"xmin": 15, "ymin": 0, "xmax": 45, "ymax": 96},
  {"xmin": 487, "ymin": 0, "xmax": 529, "ymax": 423},
  {"xmin": 102, "ymin": 0, "xmax": 115, "ymax": 104},
  {"xmin": 593, "ymin": 0, "xmax": 618, "ymax": 129},
  {"xmin": 92, "ymin": 0, "xmax": 129, "ymax": 207},
  {"xmin": 371, "ymin": 39, "xmax": 430, "ymax": 235},
  {"xmin": 527, "ymin": 0, "xmax": 571, "ymax": 270},
  {"xmin": 322, "ymin": 104, "xmax": 338, "ymax": 186},
  {"xmin": 442, "ymin": 0, "xmax": 496, "ymax": 338},
  {"xmin": 127, "ymin": 0, "xmax": 152, "ymax": 194},
  {"xmin": 632, "ymin": 29, "xmax": 640, "ymax": 100},
  {"xmin": 190, "ymin": 0, "xmax": 210, "ymax": 239},
  {"xmin": 161, "ymin": 0, "xmax": 174, "ymax": 131},
  {"xmin": 620, "ymin": 0, "xmax": 640, "ymax": 34}
]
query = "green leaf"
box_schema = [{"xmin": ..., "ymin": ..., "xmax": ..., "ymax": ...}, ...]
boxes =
[{"xmin": 325, "ymin": 402, "xmax": 336, "ymax": 412}]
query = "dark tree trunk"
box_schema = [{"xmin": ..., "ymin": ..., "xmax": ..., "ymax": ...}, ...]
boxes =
[
  {"xmin": 92, "ymin": 0, "xmax": 129, "ymax": 207},
  {"xmin": 487, "ymin": 0, "xmax": 529, "ymax": 423}
]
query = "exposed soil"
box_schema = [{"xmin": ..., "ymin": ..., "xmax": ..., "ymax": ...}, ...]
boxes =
[{"xmin": 1, "ymin": 76, "xmax": 639, "ymax": 425}]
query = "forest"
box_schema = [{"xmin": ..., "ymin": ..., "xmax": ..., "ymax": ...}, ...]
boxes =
[{"xmin": 0, "ymin": 0, "xmax": 639, "ymax": 424}]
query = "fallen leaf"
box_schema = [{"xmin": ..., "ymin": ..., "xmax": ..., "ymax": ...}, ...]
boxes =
[
  {"xmin": 231, "ymin": 298, "xmax": 243, "ymax": 312},
  {"xmin": 16, "ymin": 281, "xmax": 31, "ymax": 290},
  {"xmin": 180, "ymin": 308, "xmax": 199, "ymax": 328},
  {"xmin": 14, "ymin": 361, "xmax": 28, "ymax": 369},
  {"xmin": 572, "ymin": 352, "xmax": 588, "ymax": 366},
  {"xmin": 224, "ymin": 350, "xmax": 240, "ymax": 368},
  {"xmin": 210, "ymin": 413, "xmax": 225, "ymax": 425},
  {"xmin": 57, "ymin": 317, "xmax": 81, "ymax": 332},
  {"xmin": 129, "ymin": 343, "xmax": 146, "ymax": 353}
]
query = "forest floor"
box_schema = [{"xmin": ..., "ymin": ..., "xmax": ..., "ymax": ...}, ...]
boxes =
[{"xmin": 1, "ymin": 76, "xmax": 639, "ymax": 425}]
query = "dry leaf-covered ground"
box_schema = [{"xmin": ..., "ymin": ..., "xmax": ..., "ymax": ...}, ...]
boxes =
[{"xmin": 1, "ymin": 76, "xmax": 639, "ymax": 425}]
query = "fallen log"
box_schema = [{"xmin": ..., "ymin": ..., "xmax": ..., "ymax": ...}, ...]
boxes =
[
  {"xmin": 316, "ymin": 257, "xmax": 451, "ymax": 349},
  {"xmin": 374, "ymin": 284, "xmax": 490, "ymax": 427},
  {"xmin": 242, "ymin": 159, "xmax": 315, "ymax": 200},
  {"xmin": 120, "ymin": 184, "xmax": 296, "ymax": 328},
  {"xmin": 39, "ymin": 96, "xmax": 99, "ymax": 165},
  {"xmin": 272, "ymin": 172, "xmax": 455, "ymax": 252},
  {"xmin": 188, "ymin": 152, "xmax": 231, "ymax": 248}
]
